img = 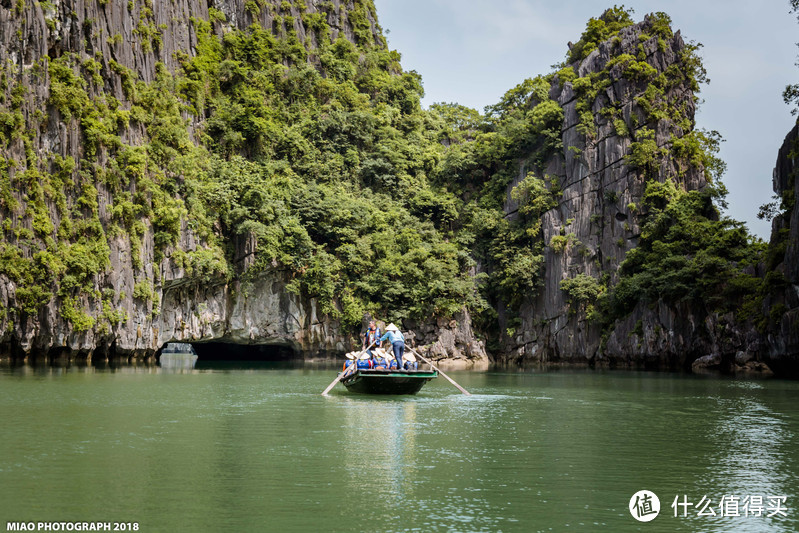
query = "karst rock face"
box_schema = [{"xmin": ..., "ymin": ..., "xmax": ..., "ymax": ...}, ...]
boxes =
[
  {"xmin": 498, "ymin": 17, "xmax": 758, "ymax": 370},
  {"xmin": 0, "ymin": 0, "xmax": 489, "ymax": 364},
  {"xmin": 762, "ymin": 124, "xmax": 799, "ymax": 375},
  {"xmin": 1, "ymin": 2, "xmax": 796, "ymax": 373}
]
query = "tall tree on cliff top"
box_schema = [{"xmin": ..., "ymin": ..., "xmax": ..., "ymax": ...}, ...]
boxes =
[
  {"xmin": 760, "ymin": 0, "xmax": 799, "ymax": 221},
  {"xmin": 784, "ymin": 0, "xmax": 799, "ymax": 117}
]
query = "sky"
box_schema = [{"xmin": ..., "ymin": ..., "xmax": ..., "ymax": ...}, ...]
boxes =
[{"xmin": 372, "ymin": 0, "xmax": 798, "ymax": 239}]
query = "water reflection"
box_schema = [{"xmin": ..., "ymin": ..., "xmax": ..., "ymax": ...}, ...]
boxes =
[
  {"xmin": 691, "ymin": 381, "xmax": 795, "ymax": 532},
  {"xmin": 0, "ymin": 365, "xmax": 797, "ymax": 532},
  {"xmin": 0, "ymin": 358, "xmax": 346, "ymax": 376},
  {"xmin": 334, "ymin": 393, "xmax": 513, "ymax": 532},
  {"xmin": 0, "ymin": 361, "xmax": 166, "ymax": 376},
  {"xmin": 159, "ymin": 353, "xmax": 199, "ymax": 372},
  {"xmin": 339, "ymin": 396, "xmax": 420, "ymax": 503}
]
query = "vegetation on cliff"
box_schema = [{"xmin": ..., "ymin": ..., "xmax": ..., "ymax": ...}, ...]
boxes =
[
  {"xmin": 602, "ymin": 182, "xmax": 765, "ymax": 321},
  {"xmin": 0, "ymin": 1, "xmax": 479, "ymax": 332},
  {"xmin": 751, "ymin": 0, "xmax": 799, "ymax": 343},
  {"xmin": 560, "ymin": 9, "xmax": 767, "ymax": 336},
  {"xmin": 783, "ymin": 0, "xmax": 799, "ymax": 117},
  {"xmin": 0, "ymin": 2, "xmax": 779, "ymax": 355},
  {"xmin": 431, "ymin": 7, "xmax": 766, "ymax": 345}
]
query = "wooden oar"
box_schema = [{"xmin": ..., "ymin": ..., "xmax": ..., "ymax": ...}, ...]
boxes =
[
  {"xmin": 321, "ymin": 342, "xmax": 376, "ymax": 396},
  {"xmin": 406, "ymin": 347, "xmax": 471, "ymax": 396}
]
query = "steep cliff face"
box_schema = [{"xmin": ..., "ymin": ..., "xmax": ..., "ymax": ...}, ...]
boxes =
[
  {"xmin": 0, "ymin": 0, "xmax": 488, "ymax": 364},
  {"xmin": 500, "ymin": 14, "xmax": 762, "ymax": 369},
  {"xmin": 3, "ymin": 2, "xmax": 792, "ymax": 372},
  {"xmin": 503, "ymin": 17, "xmax": 691, "ymax": 362},
  {"xmin": 763, "ymin": 124, "xmax": 799, "ymax": 374}
]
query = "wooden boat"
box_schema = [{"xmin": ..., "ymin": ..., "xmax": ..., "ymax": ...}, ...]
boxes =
[{"xmin": 340, "ymin": 368, "xmax": 438, "ymax": 395}]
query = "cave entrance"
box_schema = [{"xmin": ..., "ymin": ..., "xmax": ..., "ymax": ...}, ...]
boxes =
[{"xmin": 190, "ymin": 341, "xmax": 300, "ymax": 362}]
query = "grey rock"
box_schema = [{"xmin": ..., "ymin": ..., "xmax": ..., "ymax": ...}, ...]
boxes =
[
  {"xmin": 735, "ymin": 351, "xmax": 754, "ymax": 365},
  {"xmin": 692, "ymin": 353, "xmax": 721, "ymax": 371},
  {"xmin": 0, "ymin": 0, "xmax": 487, "ymax": 365},
  {"xmin": 501, "ymin": 17, "xmax": 709, "ymax": 367},
  {"xmin": 761, "ymin": 123, "xmax": 799, "ymax": 375}
]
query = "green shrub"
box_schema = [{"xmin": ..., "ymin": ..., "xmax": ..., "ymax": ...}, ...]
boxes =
[
  {"xmin": 567, "ymin": 7, "xmax": 635, "ymax": 63},
  {"xmin": 133, "ymin": 280, "xmax": 154, "ymax": 302},
  {"xmin": 60, "ymin": 296, "xmax": 95, "ymax": 332},
  {"xmin": 550, "ymin": 233, "xmax": 577, "ymax": 253},
  {"xmin": 560, "ymin": 273, "xmax": 604, "ymax": 313}
]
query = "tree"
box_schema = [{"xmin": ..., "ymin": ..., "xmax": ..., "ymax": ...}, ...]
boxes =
[{"xmin": 784, "ymin": 0, "xmax": 799, "ymax": 116}]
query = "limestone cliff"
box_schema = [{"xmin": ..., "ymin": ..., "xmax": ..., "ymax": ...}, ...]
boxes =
[
  {"xmin": 2, "ymin": 2, "xmax": 795, "ymax": 374},
  {"xmin": 0, "ymin": 0, "xmax": 488, "ymax": 364},
  {"xmin": 500, "ymin": 14, "xmax": 762, "ymax": 370},
  {"xmin": 762, "ymin": 124, "xmax": 799, "ymax": 375}
]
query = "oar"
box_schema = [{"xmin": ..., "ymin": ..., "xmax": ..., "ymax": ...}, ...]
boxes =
[
  {"xmin": 321, "ymin": 342, "xmax": 376, "ymax": 396},
  {"xmin": 406, "ymin": 347, "xmax": 471, "ymax": 396}
]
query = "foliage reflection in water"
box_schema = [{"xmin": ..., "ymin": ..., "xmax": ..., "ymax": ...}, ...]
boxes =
[{"xmin": 0, "ymin": 363, "xmax": 796, "ymax": 532}]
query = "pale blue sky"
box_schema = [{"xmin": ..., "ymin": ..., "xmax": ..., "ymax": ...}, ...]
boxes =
[{"xmin": 373, "ymin": 0, "xmax": 798, "ymax": 239}]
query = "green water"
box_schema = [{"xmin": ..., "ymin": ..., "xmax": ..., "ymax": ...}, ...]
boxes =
[{"xmin": 0, "ymin": 363, "xmax": 797, "ymax": 532}]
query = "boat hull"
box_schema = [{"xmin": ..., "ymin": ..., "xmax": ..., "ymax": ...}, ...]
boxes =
[{"xmin": 340, "ymin": 369, "xmax": 438, "ymax": 395}]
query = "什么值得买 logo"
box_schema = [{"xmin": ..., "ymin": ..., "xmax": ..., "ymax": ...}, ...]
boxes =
[{"xmin": 630, "ymin": 490, "xmax": 661, "ymax": 522}]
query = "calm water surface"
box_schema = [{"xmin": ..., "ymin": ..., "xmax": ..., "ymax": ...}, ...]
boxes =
[{"xmin": 0, "ymin": 362, "xmax": 797, "ymax": 532}]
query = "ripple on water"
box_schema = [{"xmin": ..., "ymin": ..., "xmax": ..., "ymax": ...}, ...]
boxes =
[{"xmin": 1, "ymin": 366, "xmax": 798, "ymax": 533}]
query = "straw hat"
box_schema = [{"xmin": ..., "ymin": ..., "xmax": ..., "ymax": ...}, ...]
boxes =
[
  {"xmin": 381, "ymin": 350, "xmax": 393, "ymax": 360},
  {"xmin": 345, "ymin": 352, "xmax": 356, "ymax": 359},
  {"xmin": 403, "ymin": 352, "xmax": 416, "ymax": 362},
  {"xmin": 359, "ymin": 352, "xmax": 371, "ymax": 360},
  {"xmin": 385, "ymin": 323, "xmax": 399, "ymax": 332}
]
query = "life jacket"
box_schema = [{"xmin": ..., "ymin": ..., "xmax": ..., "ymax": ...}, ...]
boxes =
[
  {"xmin": 374, "ymin": 357, "xmax": 388, "ymax": 369},
  {"xmin": 364, "ymin": 327, "xmax": 381, "ymax": 348},
  {"xmin": 343, "ymin": 360, "xmax": 355, "ymax": 371},
  {"xmin": 356, "ymin": 358, "xmax": 372, "ymax": 370}
]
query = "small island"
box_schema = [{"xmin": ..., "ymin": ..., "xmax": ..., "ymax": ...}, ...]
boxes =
[{"xmin": 0, "ymin": 2, "xmax": 796, "ymax": 377}]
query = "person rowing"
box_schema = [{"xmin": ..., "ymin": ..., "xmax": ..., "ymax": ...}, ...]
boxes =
[{"xmin": 380, "ymin": 323, "xmax": 405, "ymax": 368}]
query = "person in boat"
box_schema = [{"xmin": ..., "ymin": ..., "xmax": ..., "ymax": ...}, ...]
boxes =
[
  {"xmin": 380, "ymin": 323, "xmax": 405, "ymax": 368},
  {"xmin": 369, "ymin": 347, "xmax": 379, "ymax": 368},
  {"xmin": 362, "ymin": 320, "xmax": 381, "ymax": 356},
  {"xmin": 342, "ymin": 352, "xmax": 357, "ymax": 372},
  {"xmin": 402, "ymin": 352, "xmax": 418, "ymax": 371},
  {"xmin": 372, "ymin": 348, "xmax": 388, "ymax": 369},
  {"xmin": 385, "ymin": 351, "xmax": 398, "ymax": 370},
  {"xmin": 356, "ymin": 351, "xmax": 373, "ymax": 370}
]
